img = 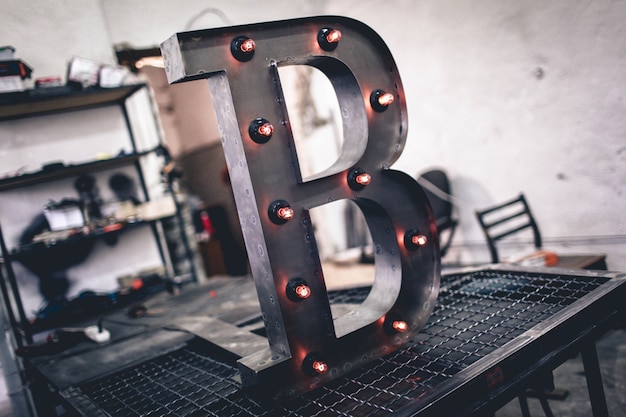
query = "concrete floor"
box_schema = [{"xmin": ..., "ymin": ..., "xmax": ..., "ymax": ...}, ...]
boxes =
[
  {"xmin": 0, "ymin": 365, "xmax": 11, "ymax": 417},
  {"xmin": 496, "ymin": 328, "xmax": 626, "ymax": 417}
]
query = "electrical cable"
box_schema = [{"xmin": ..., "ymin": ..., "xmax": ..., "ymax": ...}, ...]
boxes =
[
  {"xmin": 184, "ymin": 8, "xmax": 233, "ymax": 30},
  {"xmin": 416, "ymin": 175, "xmax": 475, "ymax": 210}
]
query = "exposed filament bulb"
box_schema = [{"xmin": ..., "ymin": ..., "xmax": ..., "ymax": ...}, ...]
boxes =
[
  {"xmin": 303, "ymin": 352, "xmax": 329, "ymax": 376},
  {"xmin": 384, "ymin": 314, "xmax": 409, "ymax": 335},
  {"xmin": 294, "ymin": 284, "xmax": 311, "ymax": 299},
  {"xmin": 325, "ymin": 29, "xmax": 342, "ymax": 44},
  {"xmin": 239, "ymin": 38, "xmax": 256, "ymax": 53},
  {"xmin": 287, "ymin": 277, "xmax": 311, "ymax": 302},
  {"xmin": 370, "ymin": 89, "xmax": 395, "ymax": 112},
  {"xmin": 411, "ymin": 234, "xmax": 427, "ymax": 246},
  {"xmin": 392, "ymin": 320, "xmax": 408, "ymax": 333},
  {"xmin": 377, "ymin": 92, "xmax": 394, "ymax": 107},
  {"xmin": 355, "ymin": 172, "xmax": 372, "ymax": 186},
  {"xmin": 311, "ymin": 360, "xmax": 329, "ymax": 374},
  {"xmin": 347, "ymin": 167, "xmax": 371, "ymax": 191},
  {"xmin": 231, "ymin": 36, "xmax": 256, "ymax": 62},
  {"xmin": 269, "ymin": 200, "xmax": 294, "ymax": 225},
  {"xmin": 249, "ymin": 117, "xmax": 273, "ymax": 143},
  {"xmin": 318, "ymin": 27, "xmax": 342, "ymax": 51},
  {"xmin": 277, "ymin": 206, "xmax": 294, "ymax": 221},
  {"xmin": 404, "ymin": 229, "xmax": 428, "ymax": 251},
  {"xmin": 257, "ymin": 122, "xmax": 273, "ymax": 137}
]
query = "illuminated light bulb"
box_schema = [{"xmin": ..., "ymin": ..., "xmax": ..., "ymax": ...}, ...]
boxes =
[
  {"xmin": 269, "ymin": 200, "xmax": 294, "ymax": 225},
  {"xmin": 411, "ymin": 234, "xmax": 427, "ymax": 246},
  {"xmin": 311, "ymin": 360, "xmax": 329, "ymax": 374},
  {"xmin": 377, "ymin": 92, "xmax": 394, "ymax": 107},
  {"xmin": 302, "ymin": 352, "xmax": 329, "ymax": 376},
  {"xmin": 347, "ymin": 167, "xmax": 371, "ymax": 191},
  {"xmin": 384, "ymin": 314, "xmax": 409, "ymax": 335},
  {"xmin": 325, "ymin": 29, "xmax": 342, "ymax": 44},
  {"xmin": 239, "ymin": 38, "xmax": 256, "ymax": 53},
  {"xmin": 295, "ymin": 284, "xmax": 311, "ymax": 299},
  {"xmin": 231, "ymin": 36, "xmax": 256, "ymax": 62},
  {"xmin": 370, "ymin": 89, "xmax": 395, "ymax": 112},
  {"xmin": 277, "ymin": 206, "xmax": 294, "ymax": 221},
  {"xmin": 258, "ymin": 122, "xmax": 273, "ymax": 137},
  {"xmin": 248, "ymin": 118, "xmax": 274, "ymax": 143},
  {"xmin": 287, "ymin": 277, "xmax": 311, "ymax": 302},
  {"xmin": 392, "ymin": 320, "xmax": 408, "ymax": 333},
  {"xmin": 317, "ymin": 27, "xmax": 342, "ymax": 51},
  {"xmin": 404, "ymin": 229, "xmax": 428, "ymax": 251},
  {"xmin": 355, "ymin": 172, "xmax": 372, "ymax": 186}
]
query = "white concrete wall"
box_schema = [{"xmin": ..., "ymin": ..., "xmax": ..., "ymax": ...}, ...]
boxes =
[
  {"xmin": 2, "ymin": 0, "xmax": 116, "ymax": 86},
  {"xmin": 2, "ymin": 0, "xmax": 624, "ymax": 269},
  {"xmin": 322, "ymin": 0, "xmax": 626, "ymax": 268}
]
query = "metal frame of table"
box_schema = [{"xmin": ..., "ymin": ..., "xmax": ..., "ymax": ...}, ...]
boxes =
[{"xmin": 25, "ymin": 265, "xmax": 626, "ymax": 417}]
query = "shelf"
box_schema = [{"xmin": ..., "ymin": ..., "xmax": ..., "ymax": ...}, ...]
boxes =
[
  {"xmin": 0, "ymin": 76, "xmax": 196, "ymax": 349},
  {"xmin": 9, "ymin": 218, "xmax": 173, "ymax": 260},
  {"xmin": 0, "ymin": 84, "xmax": 146, "ymax": 121},
  {"xmin": 0, "ymin": 153, "xmax": 144, "ymax": 191}
]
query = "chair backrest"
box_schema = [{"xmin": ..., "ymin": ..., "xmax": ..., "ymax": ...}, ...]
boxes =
[
  {"xmin": 475, "ymin": 193, "xmax": 542, "ymax": 263},
  {"xmin": 418, "ymin": 169, "xmax": 457, "ymax": 257}
]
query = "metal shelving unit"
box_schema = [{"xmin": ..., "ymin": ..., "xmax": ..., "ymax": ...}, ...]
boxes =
[{"xmin": 0, "ymin": 84, "xmax": 195, "ymax": 347}]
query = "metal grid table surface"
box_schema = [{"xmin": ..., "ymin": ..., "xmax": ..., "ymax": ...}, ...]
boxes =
[{"xmin": 68, "ymin": 269, "xmax": 611, "ymax": 417}]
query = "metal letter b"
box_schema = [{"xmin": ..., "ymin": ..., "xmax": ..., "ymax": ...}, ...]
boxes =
[{"xmin": 162, "ymin": 16, "xmax": 439, "ymax": 401}]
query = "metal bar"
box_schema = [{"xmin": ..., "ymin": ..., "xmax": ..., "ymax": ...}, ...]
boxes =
[
  {"xmin": 0, "ymin": 223, "xmax": 31, "ymax": 345},
  {"xmin": 538, "ymin": 394, "xmax": 555, "ymax": 417},
  {"xmin": 478, "ymin": 195, "xmax": 524, "ymax": 215},
  {"xmin": 123, "ymin": 88, "xmax": 169, "ymax": 271},
  {"xmin": 491, "ymin": 222, "xmax": 533, "ymax": 241},
  {"xmin": 483, "ymin": 208, "xmax": 527, "ymax": 229},
  {"xmin": 518, "ymin": 394, "xmax": 531, "ymax": 417},
  {"xmin": 0, "ymin": 249, "xmax": 22, "ymax": 346},
  {"xmin": 167, "ymin": 180, "xmax": 197, "ymax": 282},
  {"xmin": 581, "ymin": 341, "xmax": 609, "ymax": 417}
]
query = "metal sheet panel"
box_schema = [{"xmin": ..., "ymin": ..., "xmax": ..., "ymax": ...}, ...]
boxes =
[{"xmin": 160, "ymin": 16, "xmax": 439, "ymax": 400}]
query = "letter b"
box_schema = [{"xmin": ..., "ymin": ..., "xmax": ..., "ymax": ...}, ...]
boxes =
[{"xmin": 162, "ymin": 16, "xmax": 439, "ymax": 401}]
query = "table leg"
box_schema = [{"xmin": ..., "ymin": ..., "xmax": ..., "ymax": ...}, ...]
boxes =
[{"xmin": 581, "ymin": 341, "xmax": 609, "ymax": 417}]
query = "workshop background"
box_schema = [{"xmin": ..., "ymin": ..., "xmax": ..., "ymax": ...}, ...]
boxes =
[
  {"xmin": 0, "ymin": 0, "xmax": 625, "ymax": 415},
  {"xmin": 4, "ymin": 0, "xmax": 623, "ymax": 268}
]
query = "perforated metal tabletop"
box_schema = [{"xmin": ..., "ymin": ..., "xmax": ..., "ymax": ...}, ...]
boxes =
[{"xmin": 57, "ymin": 267, "xmax": 625, "ymax": 416}]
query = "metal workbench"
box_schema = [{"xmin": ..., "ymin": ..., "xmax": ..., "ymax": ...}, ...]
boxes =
[{"xmin": 23, "ymin": 265, "xmax": 624, "ymax": 417}]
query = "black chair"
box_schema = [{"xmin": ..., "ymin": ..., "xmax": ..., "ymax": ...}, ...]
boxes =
[
  {"xmin": 475, "ymin": 193, "xmax": 606, "ymax": 269},
  {"xmin": 476, "ymin": 195, "xmax": 614, "ymax": 417},
  {"xmin": 417, "ymin": 169, "xmax": 458, "ymax": 257},
  {"xmin": 474, "ymin": 193, "xmax": 540, "ymax": 264}
]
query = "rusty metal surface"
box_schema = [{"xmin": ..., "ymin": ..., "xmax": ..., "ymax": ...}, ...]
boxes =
[
  {"xmin": 161, "ymin": 16, "xmax": 439, "ymax": 399},
  {"xmin": 61, "ymin": 267, "xmax": 626, "ymax": 416}
]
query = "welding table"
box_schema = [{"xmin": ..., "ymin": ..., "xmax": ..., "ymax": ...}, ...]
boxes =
[{"xmin": 25, "ymin": 265, "xmax": 625, "ymax": 417}]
